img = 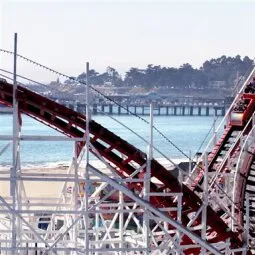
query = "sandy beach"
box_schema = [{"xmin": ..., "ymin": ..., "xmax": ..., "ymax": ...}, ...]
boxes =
[{"xmin": 0, "ymin": 158, "xmax": 186, "ymax": 203}]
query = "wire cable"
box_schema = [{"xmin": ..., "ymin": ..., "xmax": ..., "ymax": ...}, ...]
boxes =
[
  {"xmin": 1, "ymin": 49, "xmax": 244, "ymax": 211},
  {"xmin": 192, "ymin": 116, "xmax": 219, "ymax": 160},
  {"xmin": 0, "ymin": 48, "xmax": 192, "ymax": 160}
]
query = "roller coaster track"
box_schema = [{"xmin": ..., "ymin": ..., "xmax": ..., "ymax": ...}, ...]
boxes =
[
  {"xmin": 186, "ymin": 82, "xmax": 255, "ymax": 252},
  {"xmin": 190, "ymin": 124, "xmax": 250, "ymax": 192},
  {"xmin": 0, "ymin": 80, "xmax": 251, "ymax": 253}
]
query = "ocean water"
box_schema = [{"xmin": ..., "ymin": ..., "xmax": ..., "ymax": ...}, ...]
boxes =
[{"xmin": 0, "ymin": 114, "xmax": 223, "ymax": 167}]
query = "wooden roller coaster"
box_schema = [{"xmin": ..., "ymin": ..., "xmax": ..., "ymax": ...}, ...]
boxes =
[{"xmin": 1, "ymin": 70, "xmax": 255, "ymax": 254}]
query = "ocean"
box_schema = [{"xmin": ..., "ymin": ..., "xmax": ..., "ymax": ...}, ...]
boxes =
[{"xmin": 0, "ymin": 114, "xmax": 223, "ymax": 167}]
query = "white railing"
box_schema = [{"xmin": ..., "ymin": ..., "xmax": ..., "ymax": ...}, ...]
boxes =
[
  {"xmin": 231, "ymin": 114, "xmax": 255, "ymax": 231},
  {"xmin": 189, "ymin": 65, "xmax": 255, "ymax": 180}
]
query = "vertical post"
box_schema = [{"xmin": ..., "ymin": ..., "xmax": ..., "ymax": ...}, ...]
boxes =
[
  {"xmin": 253, "ymin": 115, "xmax": 255, "ymax": 141},
  {"xmin": 189, "ymin": 150, "xmax": 192, "ymax": 174},
  {"xmin": 119, "ymin": 191, "xmax": 124, "ymax": 254},
  {"xmin": 201, "ymin": 152, "xmax": 208, "ymax": 255},
  {"xmin": 222, "ymin": 106, "xmax": 225, "ymax": 116},
  {"xmin": 174, "ymin": 106, "xmax": 177, "ymax": 116},
  {"xmin": 109, "ymin": 105, "xmax": 113, "ymax": 114},
  {"xmin": 206, "ymin": 106, "xmax": 209, "ymax": 116},
  {"xmin": 213, "ymin": 114, "xmax": 217, "ymax": 146},
  {"xmin": 11, "ymin": 32, "xmax": 18, "ymax": 254},
  {"xmin": 143, "ymin": 103, "xmax": 153, "ymax": 254},
  {"xmin": 182, "ymin": 106, "xmax": 185, "ymax": 116},
  {"xmin": 245, "ymin": 193, "xmax": 250, "ymax": 251},
  {"xmin": 176, "ymin": 170, "xmax": 183, "ymax": 254},
  {"xmin": 73, "ymin": 142, "xmax": 78, "ymax": 253},
  {"xmin": 95, "ymin": 196, "xmax": 100, "ymax": 255},
  {"xmin": 214, "ymin": 107, "xmax": 217, "ymax": 117},
  {"xmin": 190, "ymin": 106, "xmax": 193, "ymax": 116},
  {"xmin": 84, "ymin": 62, "xmax": 90, "ymax": 254},
  {"xmin": 231, "ymin": 192, "xmax": 235, "ymax": 231},
  {"xmin": 198, "ymin": 106, "xmax": 201, "ymax": 116}
]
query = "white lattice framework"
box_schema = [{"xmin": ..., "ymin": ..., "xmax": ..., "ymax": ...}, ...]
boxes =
[{"xmin": 0, "ymin": 33, "xmax": 253, "ymax": 254}]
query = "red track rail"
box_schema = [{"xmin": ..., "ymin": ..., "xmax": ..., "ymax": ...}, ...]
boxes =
[
  {"xmin": 235, "ymin": 151, "xmax": 255, "ymax": 226},
  {"xmin": 234, "ymin": 94, "xmax": 255, "ymax": 231},
  {"xmin": 190, "ymin": 126, "xmax": 233, "ymax": 191},
  {"xmin": 0, "ymin": 81, "xmax": 248, "ymax": 253},
  {"xmin": 190, "ymin": 95, "xmax": 255, "ymax": 194},
  {"xmin": 190, "ymin": 123, "xmax": 252, "ymax": 192}
]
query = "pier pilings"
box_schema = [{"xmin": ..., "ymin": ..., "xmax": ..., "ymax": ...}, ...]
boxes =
[{"xmin": 69, "ymin": 103, "xmax": 226, "ymax": 117}]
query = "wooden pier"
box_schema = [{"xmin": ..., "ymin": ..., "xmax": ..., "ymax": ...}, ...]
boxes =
[{"xmin": 68, "ymin": 103, "xmax": 226, "ymax": 116}]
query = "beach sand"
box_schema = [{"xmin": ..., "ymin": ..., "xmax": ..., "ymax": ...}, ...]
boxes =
[{"xmin": 0, "ymin": 158, "xmax": 185, "ymax": 203}]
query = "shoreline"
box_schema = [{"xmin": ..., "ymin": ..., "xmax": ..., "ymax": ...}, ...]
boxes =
[{"xmin": 0, "ymin": 157, "xmax": 190, "ymax": 172}]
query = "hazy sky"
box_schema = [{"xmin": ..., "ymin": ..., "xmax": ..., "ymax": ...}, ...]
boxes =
[{"xmin": 1, "ymin": 0, "xmax": 255, "ymax": 82}]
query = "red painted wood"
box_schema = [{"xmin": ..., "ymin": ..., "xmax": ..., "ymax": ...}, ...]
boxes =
[{"xmin": 0, "ymin": 81, "xmax": 248, "ymax": 253}]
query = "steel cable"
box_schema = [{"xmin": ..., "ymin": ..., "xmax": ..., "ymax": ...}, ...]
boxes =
[
  {"xmin": 0, "ymin": 48, "xmax": 191, "ymax": 160},
  {"xmin": 0, "ymin": 49, "xmax": 246, "ymax": 219}
]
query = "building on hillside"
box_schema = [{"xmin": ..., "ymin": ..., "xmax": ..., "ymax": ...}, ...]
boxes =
[{"xmin": 145, "ymin": 92, "xmax": 162, "ymax": 102}]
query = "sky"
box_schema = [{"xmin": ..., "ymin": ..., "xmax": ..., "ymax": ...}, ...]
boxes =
[{"xmin": 1, "ymin": 0, "xmax": 255, "ymax": 83}]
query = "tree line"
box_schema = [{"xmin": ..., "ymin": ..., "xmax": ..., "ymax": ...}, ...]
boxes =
[{"xmin": 65, "ymin": 55, "xmax": 254, "ymax": 89}]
